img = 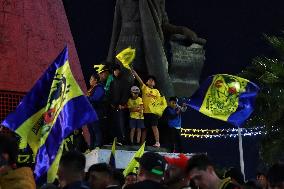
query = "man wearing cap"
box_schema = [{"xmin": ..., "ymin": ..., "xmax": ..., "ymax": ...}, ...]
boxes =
[
  {"xmin": 94, "ymin": 63, "xmax": 113, "ymax": 144},
  {"xmin": 124, "ymin": 152, "xmax": 168, "ymax": 189},
  {"xmin": 164, "ymin": 154, "xmax": 190, "ymax": 189},
  {"xmin": 94, "ymin": 63, "xmax": 113, "ymax": 95}
]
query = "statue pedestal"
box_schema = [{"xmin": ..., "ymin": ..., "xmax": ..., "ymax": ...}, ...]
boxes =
[
  {"xmin": 85, "ymin": 147, "xmax": 194, "ymax": 171},
  {"xmin": 169, "ymin": 42, "xmax": 205, "ymax": 97}
]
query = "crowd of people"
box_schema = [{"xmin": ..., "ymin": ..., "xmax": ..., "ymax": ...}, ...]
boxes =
[
  {"xmin": 0, "ymin": 52, "xmax": 281, "ymax": 189},
  {"xmin": 1, "ymin": 133, "xmax": 284, "ymax": 189},
  {"xmin": 86, "ymin": 62, "xmax": 187, "ymax": 152}
]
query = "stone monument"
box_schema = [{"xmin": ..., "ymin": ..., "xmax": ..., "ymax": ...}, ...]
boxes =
[
  {"xmin": 107, "ymin": 0, "xmax": 206, "ymax": 97},
  {"xmin": 169, "ymin": 35, "xmax": 205, "ymax": 97}
]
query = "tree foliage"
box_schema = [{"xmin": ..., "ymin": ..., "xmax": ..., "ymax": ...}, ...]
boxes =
[{"xmin": 239, "ymin": 33, "xmax": 284, "ymax": 165}]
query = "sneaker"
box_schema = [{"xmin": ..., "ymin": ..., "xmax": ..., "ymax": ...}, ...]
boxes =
[{"xmin": 153, "ymin": 142, "xmax": 160, "ymax": 148}]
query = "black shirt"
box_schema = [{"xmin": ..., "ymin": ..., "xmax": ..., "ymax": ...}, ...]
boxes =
[{"xmin": 62, "ymin": 181, "xmax": 90, "ymax": 189}]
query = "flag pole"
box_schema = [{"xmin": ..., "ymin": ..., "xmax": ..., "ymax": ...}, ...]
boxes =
[{"xmin": 238, "ymin": 127, "xmax": 246, "ymax": 181}]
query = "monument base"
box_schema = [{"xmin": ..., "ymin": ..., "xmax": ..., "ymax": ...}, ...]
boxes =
[
  {"xmin": 170, "ymin": 41, "xmax": 205, "ymax": 97},
  {"xmin": 85, "ymin": 147, "xmax": 193, "ymax": 171}
]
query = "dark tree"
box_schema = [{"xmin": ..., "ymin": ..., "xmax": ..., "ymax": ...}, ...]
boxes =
[{"xmin": 239, "ymin": 32, "xmax": 284, "ymax": 165}]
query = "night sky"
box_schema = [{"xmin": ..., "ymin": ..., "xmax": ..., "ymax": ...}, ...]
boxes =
[
  {"xmin": 63, "ymin": 0, "xmax": 284, "ymax": 82},
  {"xmin": 63, "ymin": 0, "xmax": 284, "ymax": 178}
]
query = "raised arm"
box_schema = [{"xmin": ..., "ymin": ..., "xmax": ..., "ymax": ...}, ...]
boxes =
[{"xmin": 131, "ymin": 69, "xmax": 144, "ymax": 86}]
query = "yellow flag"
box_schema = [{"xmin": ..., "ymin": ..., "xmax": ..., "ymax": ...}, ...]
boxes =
[
  {"xmin": 148, "ymin": 96, "xmax": 167, "ymax": 117},
  {"xmin": 116, "ymin": 47, "xmax": 136, "ymax": 69},
  {"xmin": 47, "ymin": 135, "xmax": 74, "ymax": 183},
  {"xmin": 123, "ymin": 142, "xmax": 145, "ymax": 176},
  {"xmin": 109, "ymin": 137, "xmax": 116, "ymax": 168},
  {"xmin": 47, "ymin": 142, "xmax": 64, "ymax": 183}
]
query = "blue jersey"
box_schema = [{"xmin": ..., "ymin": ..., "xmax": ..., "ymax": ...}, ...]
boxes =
[{"xmin": 164, "ymin": 105, "xmax": 185, "ymax": 129}]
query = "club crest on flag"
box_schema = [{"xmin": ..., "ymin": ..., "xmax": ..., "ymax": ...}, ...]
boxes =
[
  {"xmin": 202, "ymin": 74, "xmax": 247, "ymax": 119},
  {"xmin": 189, "ymin": 74, "xmax": 259, "ymax": 127},
  {"xmin": 2, "ymin": 46, "xmax": 98, "ymax": 183},
  {"xmin": 35, "ymin": 74, "xmax": 71, "ymax": 138}
]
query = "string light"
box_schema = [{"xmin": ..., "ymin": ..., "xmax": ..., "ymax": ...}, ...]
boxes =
[
  {"xmin": 181, "ymin": 127, "xmax": 264, "ymax": 134},
  {"xmin": 180, "ymin": 127, "xmax": 268, "ymax": 139}
]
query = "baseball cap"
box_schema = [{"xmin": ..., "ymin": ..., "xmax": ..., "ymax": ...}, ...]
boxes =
[
  {"xmin": 164, "ymin": 153, "xmax": 189, "ymax": 171},
  {"xmin": 94, "ymin": 64, "xmax": 108, "ymax": 74},
  {"xmin": 135, "ymin": 152, "xmax": 166, "ymax": 176},
  {"xmin": 131, "ymin": 86, "xmax": 140, "ymax": 93}
]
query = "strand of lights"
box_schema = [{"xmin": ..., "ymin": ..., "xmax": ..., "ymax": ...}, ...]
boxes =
[
  {"xmin": 180, "ymin": 127, "xmax": 269, "ymax": 139},
  {"xmin": 181, "ymin": 127, "xmax": 265, "ymax": 134},
  {"xmin": 181, "ymin": 131, "xmax": 266, "ymax": 139}
]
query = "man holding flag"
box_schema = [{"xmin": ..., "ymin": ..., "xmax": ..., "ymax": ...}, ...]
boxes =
[
  {"xmin": 131, "ymin": 69, "xmax": 166, "ymax": 148},
  {"xmin": 1, "ymin": 47, "xmax": 98, "ymax": 184}
]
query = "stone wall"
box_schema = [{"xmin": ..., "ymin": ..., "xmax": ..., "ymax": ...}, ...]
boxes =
[{"xmin": 0, "ymin": 0, "xmax": 85, "ymax": 93}]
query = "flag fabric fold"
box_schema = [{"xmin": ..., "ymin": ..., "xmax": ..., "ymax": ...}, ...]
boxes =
[
  {"xmin": 109, "ymin": 137, "xmax": 117, "ymax": 168},
  {"xmin": 188, "ymin": 74, "xmax": 259, "ymax": 127},
  {"xmin": 1, "ymin": 47, "xmax": 98, "ymax": 183},
  {"xmin": 123, "ymin": 142, "xmax": 145, "ymax": 176},
  {"xmin": 148, "ymin": 96, "xmax": 167, "ymax": 117},
  {"xmin": 116, "ymin": 47, "xmax": 136, "ymax": 69}
]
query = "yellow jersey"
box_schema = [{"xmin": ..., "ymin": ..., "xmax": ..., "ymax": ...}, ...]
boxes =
[
  {"xmin": 127, "ymin": 97, "xmax": 144, "ymax": 119},
  {"xmin": 141, "ymin": 84, "xmax": 161, "ymax": 114}
]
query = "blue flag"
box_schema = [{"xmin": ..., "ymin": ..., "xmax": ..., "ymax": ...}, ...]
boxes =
[
  {"xmin": 189, "ymin": 74, "xmax": 259, "ymax": 127},
  {"xmin": 1, "ymin": 47, "xmax": 97, "ymax": 182}
]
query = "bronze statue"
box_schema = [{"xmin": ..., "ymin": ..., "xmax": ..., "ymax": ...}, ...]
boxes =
[{"xmin": 107, "ymin": 0, "xmax": 206, "ymax": 96}]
